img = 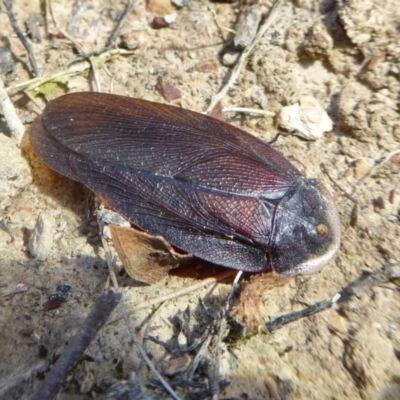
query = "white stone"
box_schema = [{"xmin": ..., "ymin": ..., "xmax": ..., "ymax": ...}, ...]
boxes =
[{"xmin": 277, "ymin": 96, "xmax": 333, "ymax": 140}]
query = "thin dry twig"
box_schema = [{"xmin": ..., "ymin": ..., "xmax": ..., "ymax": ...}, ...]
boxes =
[
  {"xmin": 4, "ymin": 0, "xmax": 40, "ymax": 76},
  {"xmin": 47, "ymin": 0, "xmax": 86, "ymax": 54},
  {"xmin": 105, "ymin": 0, "xmax": 139, "ymax": 51},
  {"xmin": 33, "ymin": 289, "xmax": 121, "ymax": 400},
  {"xmin": 321, "ymin": 162, "xmax": 359, "ymax": 226},
  {"xmin": 264, "ymin": 294, "xmax": 340, "ymax": 333},
  {"xmin": 206, "ymin": 0, "xmax": 287, "ymax": 114},
  {"xmin": 223, "ymin": 107, "xmax": 275, "ymax": 117},
  {"xmin": 126, "ymin": 270, "xmax": 236, "ymax": 314},
  {"xmin": 264, "ymin": 263, "xmax": 400, "ymax": 333},
  {"xmin": 100, "ymin": 233, "xmax": 120, "ymax": 289},
  {"xmin": 211, "ymin": 271, "xmax": 242, "ymax": 400},
  {"xmin": 0, "ymin": 78, "xmax": 25, "ymax": 142},
  {"xmin": 320, "ymin": 163, "xmax": 357, "ymax": 204},
  {"xmin": 118, "ymin": 300, "xmax": 183, "ymax": 400},
  {"xmin": 55, "ymin": 0, "xmax": 139, "ymax": 65},
  {"xmin": 208, "ymin": 6, "xmax": 236, "ymax": 36},
  {"xmin": 185, "ymin": 333, "xmax": 212, "ymax": 380},
  {"xmin": 6, "ymin": 49, "xmax": 133, "ymax": 95},
  {"xmin": 0, "ymin": 285, "xmax": 27, "ymax": 300}
]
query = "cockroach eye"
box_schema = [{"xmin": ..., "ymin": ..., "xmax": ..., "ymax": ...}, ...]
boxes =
[{"xmin": 315, "ymin": 223, "xmax": 328, "ymax": 237}]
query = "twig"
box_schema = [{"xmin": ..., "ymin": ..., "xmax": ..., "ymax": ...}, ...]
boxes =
[
  {"xmin": 185, "ymin": 333, "xmax": 212, "ymax": 380},
  {"xmin": 320, "ymin": 163, "xmax": 357, "ymax": 204},
  {"xmin": 105, "ymin": 0, "xmax": 138, "ymax": 51},
  {"xmin": 267, "ymin": 131, "xmax": 289, "ymax": 145},
  {"xmin": 4, "ymin": 0, "xmax": 40, "ymax": 76},
  {"xmin": 265, "ymin": 294, "xmax": 340, "ymax": 333},
  {"xmin": 211, "ymin": 271, "xmax": 242, "ymax": 400},
  {"xmin": 47, "ymin": 0, "xmax": 87, "ymax": 54},
  {"xmin": 208, "ymin": 7, "xmax": 236, "ymax": 36},
  {"xmin": 0, "ymin": 285, "xmax": 27, "ymax": 300},
  {"xmin": 206, "ymin": 0, "xmax": 287, "ymax": 114},
  {"xmin": 33, "ymin": 289, "xmax": 121, "ymax": 400},
  {"xmin": 100, "ymin": 233, "xmax": 120, "ymax": 289},
  {"xmin": 0, "ymin": 78, "xmax": 25, "ymax": 142},
  {"xmin": 6, "ymin": 49, "xmax": 133, "ymax": 95},
  {"xmin": 223, "ymin": 107, "xmax": 275, "ymax": 117},
  {"xmin": 66, "ymin": 0, "xmax": 139, "ymax": 61},
  {"xmin": 123, "ymin": 270, "xmax": 236, "ymax": 315},
  {"xmin": 142, "ymin": 302, "xmax": 166, "ymax": 354},
  {"xmin": 264, "ymin": 263, "xmax": 400, "ymax": 333},
  {"xmin": 320, "ymin": 162, "xmax": 359, "ymax": 226},
  {"xmin": 118, "ymin": 300, "xmax": 182, "ymax": 400},
  {"xmin": 321, "ymin": 148, "xmax": 399, "ymax": 227},
  {"xmin": 102, "ymin": 243, "xmax": 234, "ymax": 398},
  {"xmin": 172, "ymin": 328, "xmax": 210, "ymax": 356}
]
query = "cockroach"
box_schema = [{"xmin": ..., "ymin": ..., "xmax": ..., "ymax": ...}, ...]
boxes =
[{"xmin": 29, "ymin": 92, "xmax": 341, "ymax": 277}]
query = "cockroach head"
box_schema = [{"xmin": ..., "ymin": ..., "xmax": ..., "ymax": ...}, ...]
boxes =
[{"xmin": 269, "ymin": 178, "xmax": 341, "ymax": 277}]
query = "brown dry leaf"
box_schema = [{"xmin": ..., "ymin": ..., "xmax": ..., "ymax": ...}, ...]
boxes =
[
  {"xmin": 231, "ymin": 273, "xmax": 288, "ymax": 332},
  {"xmin": 109, "ymin": 225, "xmax": 191, "ymax": 284},
  {"xmin": 163, "ymin": 354, "xmax": 192, "ymax": 376}
]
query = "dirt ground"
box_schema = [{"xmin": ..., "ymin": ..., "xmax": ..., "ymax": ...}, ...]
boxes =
[{"xmin": 0, "ymin": 0, "xmax": 400, "ymax": 399}]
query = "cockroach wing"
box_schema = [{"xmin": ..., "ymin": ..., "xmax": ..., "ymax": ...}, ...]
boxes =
[
  {"xmin": 29, "ymin": 117, "xmax": 76, "ymax": 181},
  {"xmin": 68, "ymin": 155, "xmax": 271, "ymax": 272},
  {"xmin": 39, "ymin": 93, "xmax": 302, "ymax": 200}
]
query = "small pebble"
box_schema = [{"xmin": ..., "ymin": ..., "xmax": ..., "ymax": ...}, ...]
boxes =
[
  {"xmin": 222, "ymin": 51, "xmax": 240, "ymax": 67},
  {"xmin": 28, "ymin": 213, "xmax": 54, "ymax": 261},
  {"xmin": 156, "ymin": 79, "xmax": 182, "ymax": 101},
  {"xmin": 277, "ymin": 96, "xmax": 333, "ymax": 140}
]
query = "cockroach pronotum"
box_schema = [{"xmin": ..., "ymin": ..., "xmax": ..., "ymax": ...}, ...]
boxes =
[{"xmin": 29, "ymin": 92, "xmax": 341, "ymax": 277}]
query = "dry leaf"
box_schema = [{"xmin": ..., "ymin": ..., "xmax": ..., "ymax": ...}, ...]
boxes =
[{"xmin": 109, "ymin": 225, "xmax": 191, "ymax": 284}]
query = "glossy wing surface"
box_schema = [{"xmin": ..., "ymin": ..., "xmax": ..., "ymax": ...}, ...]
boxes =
[
  {"xmin": 69, "ymin": 155, "xmax": 270, "ymax": 272},
  {"xmin": 40, "ymin": 92, "xmax": 301, "ymax": 200}
]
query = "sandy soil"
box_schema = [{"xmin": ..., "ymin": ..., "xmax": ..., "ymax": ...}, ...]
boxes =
[{"xmin": 0, "ymin": 0, "xmax": 399, "ymax": 399}]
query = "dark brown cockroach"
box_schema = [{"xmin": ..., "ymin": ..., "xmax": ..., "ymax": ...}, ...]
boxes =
[{"xmin": 29, "ymin": 92, "xmax": 340, "ymax": 277}]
